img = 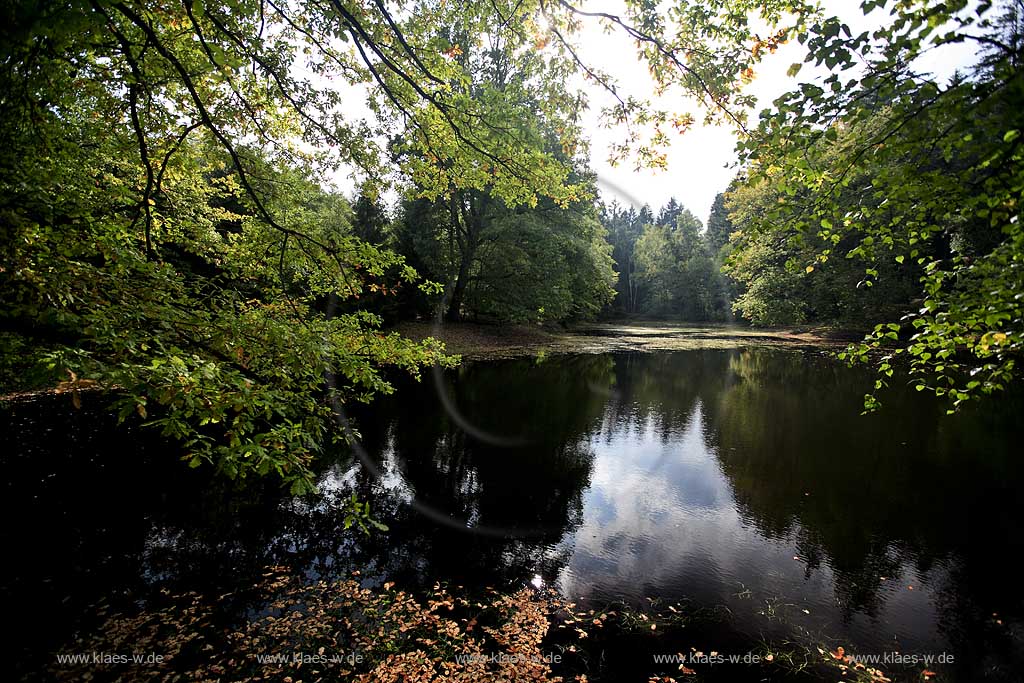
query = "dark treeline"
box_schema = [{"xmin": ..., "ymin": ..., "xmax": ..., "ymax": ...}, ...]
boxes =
[
  {"xmin": 600, "ymin": 197, "xmax": 733, "ymax": 321},
  {"xmin": 348, "ymin": 188, "xmax": 740, "ymax": 325},
  {"xmin": 357, "ymin": 160, "xmax": 975, "ymax": 332},
  {"xmin": 381, "ymin": 181, "xmax": 618, "ymax": 325},
  {"xmin": 271, "ymin": 177, "xmax": 953, "ymax": 332},
  {"xmin": 349, "ymin": 175, "xmax": 953, "ymax": 329}
]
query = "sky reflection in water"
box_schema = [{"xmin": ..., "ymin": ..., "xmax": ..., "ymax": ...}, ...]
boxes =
[
  {"xmin": 346, "ymin": 349, "xmax": 1024, "ymax": 660},
  {"xmin": 4, "ymin": 347, "xmax": 1023, "ymax": 680}
]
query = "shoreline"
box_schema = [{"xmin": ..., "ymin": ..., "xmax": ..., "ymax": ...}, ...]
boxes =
[
  {"xmin": 394, "ymin": 320, "xmax": 858, "ymax": 360},
  {"xmin": 1, "ymin": 322, "xmax": 857, "ymax": 402}
]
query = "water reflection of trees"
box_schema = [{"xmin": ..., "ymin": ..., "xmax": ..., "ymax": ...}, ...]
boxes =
[
  {"xmin": 3, "ymin": 355, "xmax": 615, "ymax": 651},
  {"xmin": 123, "ymin": 356, "xmax": 615, "ymax": 594},
  {"xmin": 599, "ymin": 351, "xmax": 733, "ymax": 440},
  {"xmin": 340, "ymin": 354, "xmax": 615, "ymax": 588},
  {"xmin": 7, "ymin": 350, "xmax": 1024, "ymax": 679},
  {"xmin": 704, "ymin": 348, "xmax": 1024, "ymax": 624},
  {"xmin": 556, "ymin": 349, "xmax": 1023, "ymax": 641}
]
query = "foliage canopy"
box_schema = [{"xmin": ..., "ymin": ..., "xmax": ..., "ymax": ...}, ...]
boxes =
[{"xmin": 727, "ymin": 0, "xmax": 1024, "ymax": 410}]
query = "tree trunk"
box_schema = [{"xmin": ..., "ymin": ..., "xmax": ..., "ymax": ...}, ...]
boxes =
[
  {"xmin": 444, "ymin": 190, "xmax": 480, "ymax": 323},
  {"xmin": 445, "ymin": 257, "xmax": 470, "ymax": 322}
]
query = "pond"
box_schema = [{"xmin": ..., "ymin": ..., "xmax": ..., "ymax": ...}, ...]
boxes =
[{"xmin": 3, "ymin": 346, "xmax": 1023, "ymax": 681}]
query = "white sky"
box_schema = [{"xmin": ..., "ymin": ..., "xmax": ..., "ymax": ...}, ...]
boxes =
[{"xmin": 575, "ymin": 0, "xmax": 983, "ymax": 224}]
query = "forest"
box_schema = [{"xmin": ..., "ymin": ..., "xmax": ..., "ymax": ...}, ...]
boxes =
[
  {"xmin": 3, "ymin": 0, "xmax": 1022, "ymax": 491},
  {"xmin": 2, "ymin": 0, "xmax": 1023, "ymax": 681}
]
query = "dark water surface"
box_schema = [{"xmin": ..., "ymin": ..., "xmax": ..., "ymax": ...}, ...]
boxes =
[{"xmin": 3, "ymin": 347, "xmax": 1023, "ymax": 680}]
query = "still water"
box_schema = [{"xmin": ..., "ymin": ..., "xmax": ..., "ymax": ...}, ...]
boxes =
[{"xmin": 3, "ymin": 347, "xmax": 1023, "ymax": 680}]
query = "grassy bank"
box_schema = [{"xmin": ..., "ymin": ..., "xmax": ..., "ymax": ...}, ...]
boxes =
[{"xmin": 394, "ymin": 320, "xmax": 854, "ymax": 361}]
